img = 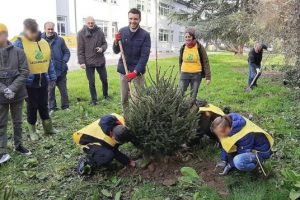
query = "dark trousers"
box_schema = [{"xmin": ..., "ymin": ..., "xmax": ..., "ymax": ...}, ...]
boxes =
[
  {"xmin": 48, "ymin": 75, "xmax": 69, "ymax": 110},
  {"xmin": 180, "ymin": 74, "xmax": 202, "ymax": 103},
  {"xmin": 26, "ymin": 86, "xmax": 50, "ymax": 125},
  {"xmin": 85, "ymin": 145, "xmax": 114, "ymax": 168},
  {"xmin": 0, "ymin": 100, "xmax": 24, "ymax": 153},
  {"xmin": 86, "ymin": 64, "xmax": 108, "ymax": 103}
]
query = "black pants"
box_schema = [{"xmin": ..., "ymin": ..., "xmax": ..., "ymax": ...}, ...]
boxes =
[
  {"xmin": 48, "ymin": 75, "xmax": 69, "ymax": 110},
  {"xmin": 26, "ymin": 86, "xmax": 50, "ymax": 125},
  {"xmin": 86, "ymin": 64, "xmax": 108, "ymax": 103}
]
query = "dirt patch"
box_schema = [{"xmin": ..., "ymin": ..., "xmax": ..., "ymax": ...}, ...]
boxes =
[
  {"xmin": 121, "ymin": 154, "xmax": 228, "ymax": 198},
  {"xmin": 261, "ymin": 71, "xmax": 284, "ymax": 81}
]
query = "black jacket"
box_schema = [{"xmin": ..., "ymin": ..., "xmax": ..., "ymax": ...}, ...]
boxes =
[
  {"xmin": 248, "ymin": 48, "xmax": 263, "ymax": 68},
  {"xmin": 0, "ymin": 42, "xmax": 29, "ymax": 104}
]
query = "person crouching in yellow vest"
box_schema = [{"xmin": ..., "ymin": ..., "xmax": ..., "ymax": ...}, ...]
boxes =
[
  {"xmin": 210, "ymin": 113, "xmax": 274, "ymax": 176},
  {"xmin": 73, "ymin": 114, "xmax": 136, "ymax": 175},
  {"xmin": 179, "ymin": 28, "xmax": 211, "ymax": 105},
  {"xmin": 14, "ymin": 19, "xmax": 57, "ymax": 141}
]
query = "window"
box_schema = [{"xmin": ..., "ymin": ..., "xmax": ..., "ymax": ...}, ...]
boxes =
[
  {"xmin": 159, "ymin": 2, "xmax": 169, "ymax": 16},
  {"xmin": 112, "ymin": 22, "xmax": 118, "ymax": 39},
  {"xmin": 111, "ymin": 0, "xmax": 117, "ymax": 3},
  {"xmin": 57, "ymin": 16, "xmax": 67, "ymax": 36},
  {"xmin": 82, "ymin": 18, "xmax": 108, "ymax": 38},
  {"xmin": 137, "ymin": 0, "xmax": 145, "ymax": 11},
  {"xmin": 179, "ymin": 32, "xmax": 185, "ymax": 42},
  {"xmin": 159, "ymin": 29, "xmax": 169, "ymax": 42}
]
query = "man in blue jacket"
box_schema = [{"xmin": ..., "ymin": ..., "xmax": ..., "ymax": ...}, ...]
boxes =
[
  {"xmin": 42, "ymin": 22, "xmax": 71, "ymax": 114},
  {"xmin": 113, "ymin": 8, "xmax": 151, "ymax": 112}
]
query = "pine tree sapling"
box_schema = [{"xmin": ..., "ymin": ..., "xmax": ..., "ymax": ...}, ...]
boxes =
[{"xmin": 126, "ymin": 68, "xmax": 200, "ymax": 157}]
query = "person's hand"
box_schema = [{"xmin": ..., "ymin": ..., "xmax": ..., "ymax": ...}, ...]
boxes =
[
  {"xmin": 215, "ymin": 161, "xmax": 227, "ymax": 170},
  {"xmin": 4, "ymin": 88, "xmax": 15, "ymax": 99},
  {"xmin": 80, "ymin": 64, "xmax": 86, "ymax": 69},
  {"xmin": 96, "ymin": 47, "xmax": 103, "ymax": 53},
  {"xmin": 115, "ymin": 33, "xmax": 121, "ymax": 44},
  {"xmin": 128, "ymin": 160, "xmax": 136, "ymax": 168},
  {"xmin": 219, "ymin": 164, "xmax": 232, "ymax": 176},
  {"xmin": 206, "ymin": 79, "xmax": 211, "ymax": 85},
  {"xmin": 256, "ymin": 68, "xmax": 261, "ymax": 74},
  {"xmin": 126, "ymin": 71, "xmax": 137, "ymax": 82}
]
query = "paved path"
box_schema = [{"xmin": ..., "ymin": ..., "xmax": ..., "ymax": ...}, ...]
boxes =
[{"xmin": 68, "ymin": 50, "xmax": 179, "ymax": 71}]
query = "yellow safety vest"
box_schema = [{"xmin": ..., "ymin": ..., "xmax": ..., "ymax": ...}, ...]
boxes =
[
  {"xmin": 199, "ymin": 104, "xmax": 225, "ymax": 116},
  {"xmin": 21, "ymin": 37, "xmax": 51, "ymax": 74},
  {"xmin": 73, "ymin": 113, "xmax": 125, "ymax": 147},
  {"xmin": 199, "ymin": 104, "xmax": 274, "ymax": 153},
  {"xmin": 220, "ymin": 117, "xmax": 274, "ymax": 153},
  {"xmin": 181, "ymin": 44, "xmax": 202, "ymax": 73}
]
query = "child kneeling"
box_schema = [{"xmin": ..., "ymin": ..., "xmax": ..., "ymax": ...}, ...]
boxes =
[{"xmin": 211, "ymin": 113, "xmax": 273, "ymax": 175}]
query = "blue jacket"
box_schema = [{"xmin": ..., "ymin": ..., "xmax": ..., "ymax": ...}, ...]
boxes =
[
  {"xmin": 41, "ymin": 32, "xmax": 70, "ymax": 77},
  {"xmin": 221, "ymin": 113, "xmax": 272, "ymax": 163},
  {"xmin": 14, "ymin": 33, "xmax": 56, "ymax": 88},
  {"xmin": 113, "ymin": 26, "xmax": 151, "ymax": 75}
]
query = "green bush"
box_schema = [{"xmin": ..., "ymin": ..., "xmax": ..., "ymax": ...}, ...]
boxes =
[{"xmin": 126, "ymin": 68, "xmax": 200, "ymax": 157}]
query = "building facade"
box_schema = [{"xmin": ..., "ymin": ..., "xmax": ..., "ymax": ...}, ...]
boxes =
[{"xmin": 57, "ymin": 0, "xmax": 190, "ymax": 53}]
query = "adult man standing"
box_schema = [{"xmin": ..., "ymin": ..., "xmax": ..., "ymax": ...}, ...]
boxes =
[
  {"xmin": 113, "ymin": 8, "xmax": 151, "ymax": 112},
  {"xmin": 0, "ymin": 23, "xmax": 31, "ymax": 162},
  {"xmin": 77, "ymin": 16, "xmax": 109, "ymax": 105},
  {"xmin": 248, "ymin": 43, "xmax": 268, "ymax": 89},
  {"xmin": 42, "ymin": 22, "xmax": 71, "ymax": 114}
]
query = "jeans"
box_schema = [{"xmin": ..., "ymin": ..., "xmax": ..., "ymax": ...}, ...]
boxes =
[
  {"xmin": 0, "ymin": 100, "xmax": 24, "ymax": 153},
  {"xmin": 248, "ymin": 64, "xmax": 261, "ymax": 87},
  {"xmin": 86, "ymin": 64, "xmax": 108, "ymax": 103},
  {"xmin": 48, "ymin": 75, "xmax": 70, "ymax": 110},
  {"xmin": 26, "ymin": 86, "xmax": 50, "ymax": 125},
  {"xmin": 233, "ymin": 152, "xmax": 258, "ymax": 172},
  {"xmin": 120, "ymin": 74, "xmax": 144, "ymax": 112},
  {"xmin": 179, "ymin": 74, "xmax": 202, "ymax": 103}
]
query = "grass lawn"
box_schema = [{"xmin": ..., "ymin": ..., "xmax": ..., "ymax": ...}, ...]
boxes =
[{"xmin": 1, "ymin": 53, "xmax": 299, "ymax": 200}]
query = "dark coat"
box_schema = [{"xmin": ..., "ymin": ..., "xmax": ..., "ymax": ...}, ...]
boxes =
[
  {"xmin": 113, "ymin": 26, "xmax": 151, "ymax": 75},
  {"xmin": 248, "ymin": 48, "xmax": 263, "ymax": 68},
  {"xmin": 221, "ymin": 113, "xmax": 272, "ymax": 163},
  {"xmin": 179, "ymin": 41, "xmax": 211, "ymax": 80},
  {"xmin": 41, "ymin": 32, "xmax": 70, "ymax": 77},
  {"xmin": 0, "ymin": 42, "xmax": 29, "ymax": 103},
  {"xmin": 77, "ymin": 25, "xmax": 107, "ymax": 66},
  {"xmin": 14, "ymin": 33, "xmax": 57, "ymax": 88}
]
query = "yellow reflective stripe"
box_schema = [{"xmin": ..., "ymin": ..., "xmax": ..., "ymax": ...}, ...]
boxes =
[
  {"xmin": 199, "ymin": 104, "xmax": 225, "ymax": 116},
  {"xmin": 220, "ymin": 117, "xmax": 274, "ymax": 153}
]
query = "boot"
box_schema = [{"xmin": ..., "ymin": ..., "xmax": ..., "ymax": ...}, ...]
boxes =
[
  {"xmin": 28, "ymin": 123, "xmax": 39, "ymax": 141},
  {"xmin": 42, "ymin": 119, "xmax": 58, "ymax": 135}
]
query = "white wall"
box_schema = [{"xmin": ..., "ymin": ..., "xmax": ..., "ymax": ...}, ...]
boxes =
[{"xmin": 0, "ymin": 0, "xmax": 57, "ymax": 39}]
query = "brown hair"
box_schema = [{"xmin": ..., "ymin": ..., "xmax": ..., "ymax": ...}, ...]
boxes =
[
  {"xmin": 128, "ymin": 8, "xmax": 141, "ymax": 19},
  {"xmin": 23, "ymin": 18, "xmax": 38, "ymax": 33},
  {"xmin": 210, "ymin": 115, "xmax": 232, "ymax": 132}
]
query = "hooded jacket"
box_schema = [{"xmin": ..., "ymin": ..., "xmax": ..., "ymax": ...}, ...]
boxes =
[
  {"xmin": 77, "ymin": 25, "xmax": 107, "ymax": 66},
  {"xmin": 41, "ymin": 32, "xmax": 70, "ymax": 77},
  {"xmin": 0, "ymin": 42, "xmax": 29, "ymax": 103},
  {"xmin": 221, "ymin": 113, "xmax": 272, "ymax": 163}
]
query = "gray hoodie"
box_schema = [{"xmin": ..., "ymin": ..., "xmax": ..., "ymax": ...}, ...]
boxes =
[{"xmin": 0, "ymin": 41, "xmax": 29, "ymax": 104}]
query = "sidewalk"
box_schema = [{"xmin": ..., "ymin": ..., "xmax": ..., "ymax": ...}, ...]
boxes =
[{"xmin": 68, "ymin": 50, "xmax": 179, "ymax": 71}]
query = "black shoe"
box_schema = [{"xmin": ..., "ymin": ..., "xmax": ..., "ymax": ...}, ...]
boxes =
[
  {"xmin": 15, "ymin": 145, "xmax": 32, "ymax": 156},
  {"xmin": 77, "ymin": 157, "xmax": 92, "ymax": 175},
  {"xmin": 104, "ymin": 96, "xmax": 112, "ymax": 100},
  {"xmin": 90, "ymin": 101, "xmax": 98, "ymax": 106}
]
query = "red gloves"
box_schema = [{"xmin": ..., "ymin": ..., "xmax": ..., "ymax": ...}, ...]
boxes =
[
  {"xmin": 115, "ymin": 33, "xmax": 121, "ymax": 44},
  {"xmin": 126, "ymin": 71, "xmax": 137, "ymax": 81}
]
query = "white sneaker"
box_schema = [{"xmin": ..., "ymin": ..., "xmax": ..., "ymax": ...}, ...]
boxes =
[{"xmin": 0, "ymin": 154, "xmax": 11, "ymax": 164}]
